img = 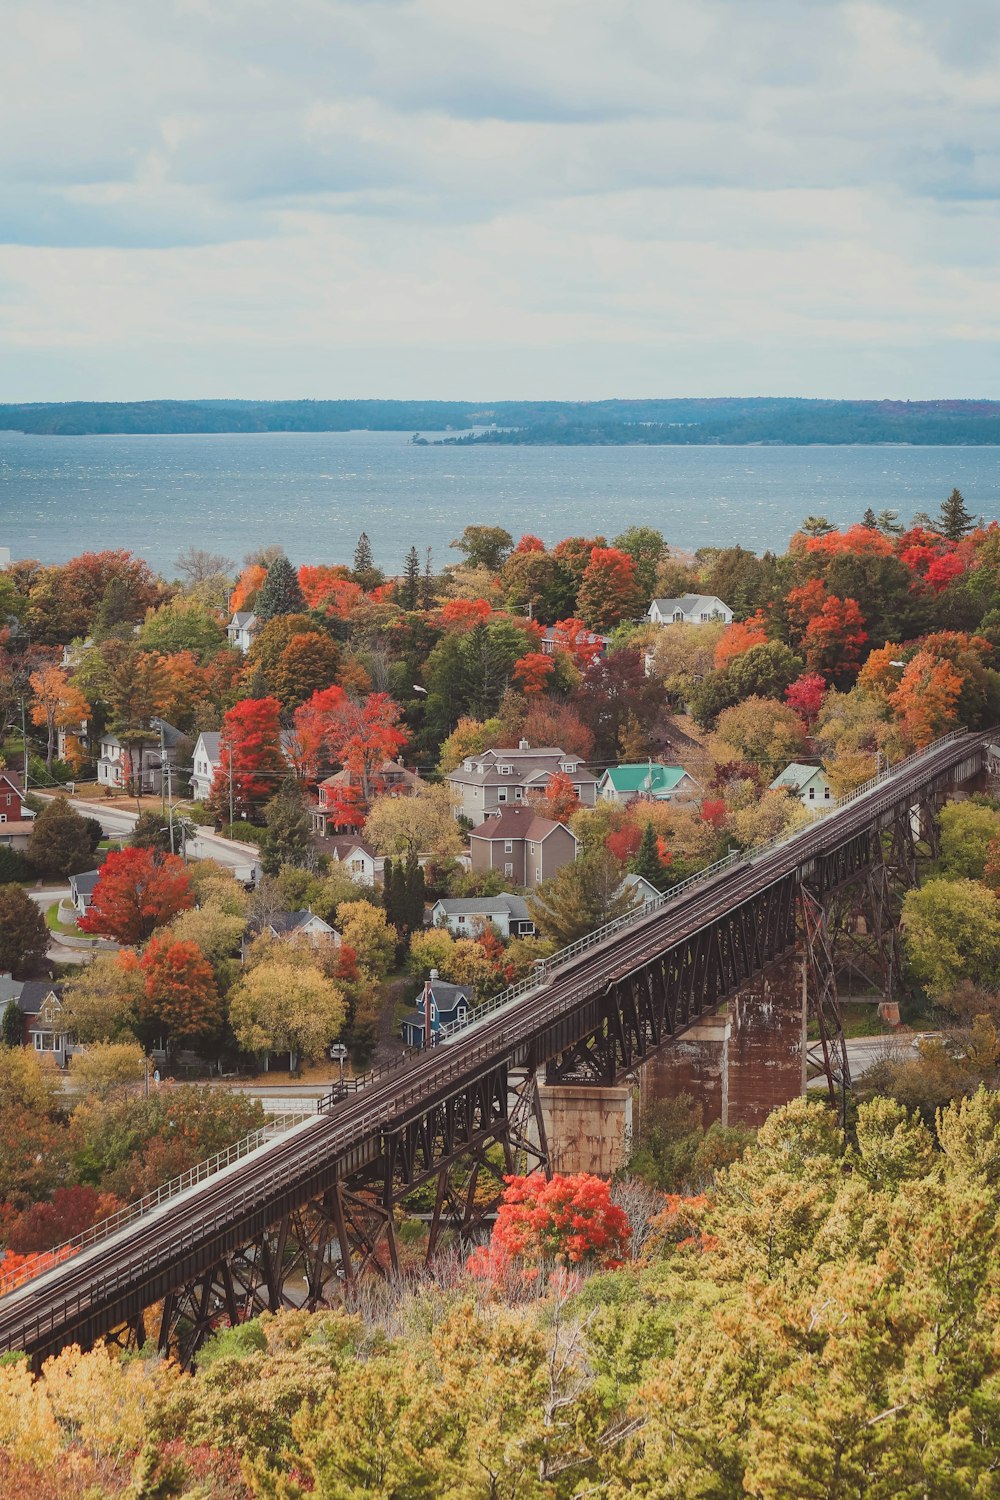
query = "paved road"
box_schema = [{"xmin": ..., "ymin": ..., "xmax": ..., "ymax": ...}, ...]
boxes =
[
  {"xmin": 35, "ymin": 794, "xmax": 260, "ymax": 879},
  {"xmin": 807, "ymin": 1031, "xmax": 930, "ymax": 1087},
  {"xmin": 25, "ymin": 883, "xmax": 95, "ymax": 966}
]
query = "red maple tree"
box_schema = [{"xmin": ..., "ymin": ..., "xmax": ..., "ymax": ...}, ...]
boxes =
[
  {"xmin": 0, "ymin": 1244, "xmax": 77, "ymax": 1298},
  {"xmin": 513, "ymin": 534, "xmax": 545, "ymax": 553},
  {"xmin": 439, "ymin": 598, "xmax": 493, "ymax": 629},
  {"xmin": 79, "ymin": 847, "xmax": 194, "ymax": 945},
  {"xmin": 539, "ymin": 771, "xmax": 581, "ymax": 824},
  {"xmin": 576, "ymin": 547, "xmax": 646, "ymax": 631},
  {"xmin": 784, "ymin": 672, "xmax": 827, "ymax": 726},
  {"xmin": 3, "ymin": 1185, "xmax": 122, "ymax": 1254},
  {"xmin": 714, "ymin": 612, "xmax": 769, "ymax": 670},
  {"xmin": 468, "ymin": 1173, "xmax": 631, "ymax": 1275},
  {"xmin": 548, "ymin": 618, "xmax": 603, "ymax": 671},
  {"xmin": 513, "ymin": 651, "xmax": 556, "ymax": 695},
  {"xmin": 208, "ymin": 696, "xmax": 286, "ymax": 821}
]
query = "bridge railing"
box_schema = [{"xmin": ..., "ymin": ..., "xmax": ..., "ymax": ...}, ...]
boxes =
[{"xmin": 0, "ymin": 1111, "xmax": 313, "ymax": 1301}]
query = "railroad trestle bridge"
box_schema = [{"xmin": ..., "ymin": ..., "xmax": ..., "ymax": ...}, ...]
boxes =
[{"xmin": 1, "ymin": 730, "xmax": 994, "ymax": 1366}]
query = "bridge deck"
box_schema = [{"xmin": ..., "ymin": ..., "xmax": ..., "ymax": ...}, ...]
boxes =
[{"xmin": 0, "ymin": 729, "xmax": 989, "ymax": 1358}]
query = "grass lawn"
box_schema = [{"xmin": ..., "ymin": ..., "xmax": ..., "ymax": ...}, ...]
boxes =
[{"xmin": 45, "ymin": 901, "xmax": 89, "ymax": 938}]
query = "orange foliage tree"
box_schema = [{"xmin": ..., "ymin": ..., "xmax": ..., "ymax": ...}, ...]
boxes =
[
  {"xmin": 207, "ymin": 696, "xmax": 285, "ymax": 820},
  {"xmin": 468, "ymin": 1173, "xmax": 631, "ymax": 1275},
  {"xmin": 439, "ymin": 598, "xmax": 493, "ymax": 629},
  {"xmin": 0, "ymin": 1244, "xmax": 77, "ymax": 1298},
  {"xmin": 539, "ymin": 771, "xmax": 581, "ymax": 823},
  {"xmin": 513, "ymin": 651, "xmax": 556, "ymax": 695},
  {"xmin": 549, "ymin": 618, "xmax": 603, "ymax": 670},
  {"xmin": 29, "ymin": 665, "xmax": 90, "ymax": 771},
  {"xmin": 79, "ymin": 847, "xmax": 194, "ymax": 945},
  {"xmin": 298, "ymin": 564, "xmax": 364, "ymax": 617},
  {"xmin": 139, "ymin": 936, "xmax": 222, "ymax": 1043},
  {"xmin": 801, "ymin": 594, "xmax": 867, "ymax": 674},
  {"xmin": 229, "ymin": 563, "xmax": 267, "ymax": 613},
  {"xmin": 576, "ymin": 547, "xmax": 646, "ymax": 631},
  {"xmin": 890, "ymin": 650, "xmax": 964, "ymax": 748},
  {"xmin": 713, "ymin": 612, "xmax": 769, "ymax": 670}
]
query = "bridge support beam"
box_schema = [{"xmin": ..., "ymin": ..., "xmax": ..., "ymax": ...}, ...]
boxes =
[
  {"xmin": 635, "ymin": 1007, "xmax": 730, "ymax": 1130},
  {"xmin": 536, "ymin": 1082, "xmax": 631, "ymax": 1176},
  {"xmin": 727, "ymin": 955, "xmax": 807, "ymax": 1128}
]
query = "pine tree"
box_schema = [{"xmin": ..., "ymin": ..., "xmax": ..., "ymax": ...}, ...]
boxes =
[
  {"xmin": 632, "ymin": 822, "xmax": 667, "ymax": 890},
  {"xmin": 400, "ymin": 547, "xmax": 420, "ymax": 610},
  {"xmin": 255, "ymin": 555, "xmax": 305, "ymax": 621},
  {"xmin": 382, "ymin": 856, "xmax": 396, "ymax": 928},
  {"xmin": 352, "ymin": 533, "xmax": 384, "ymax": 592},
  {"xmin": 260, "ymin": 781, "xmax": 313, "ymax": 876},
  {"xmin": 404, "ymin": 850, "xmax": 425, "ymax": 935},
  {"xmin": 1, "ymin": 999, "xmax": 23, "ymax": 1047},
  {"xmin": 938, "ymin": 488, "xmax": 977, "ymax": 541},
  {"xmin": 420, "ymin": 547, "xmax": 436, "ymax": 610},
  {"xmin": 862, "ymin": 507, "xmax": 877, "ymax": 530}
]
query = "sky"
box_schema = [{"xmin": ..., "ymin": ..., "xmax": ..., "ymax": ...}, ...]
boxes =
[{"xmin": 2, "ymin": 0, "xmax": 999, "ymax": 401}]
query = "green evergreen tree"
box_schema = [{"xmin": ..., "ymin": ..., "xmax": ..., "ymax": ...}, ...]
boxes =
[
  {"xmin": 862, "ymin": 507, "xmax": 877, "ymax": 530},
  {"xmin": 26, "ymin": 795, "xmax": 93, "ymax": 877},
  {"xmin": 1, "ymin": 999, "xmax": 23, "ymax": 1047},
  {"xmin": 937, "ymin": 487, "xmax": 977, "ymax": 541},
  {"xmin": 383, "ymin": 856, "xmax": 396, "ymax": 928},
  {"xmin": 255, "ymin": 555, "xmax": 305, "ymax": 621},
  {"xmin": 876, "ymin": 508, "xmax": 904, "ymax": 535},
  {"xmin": 260, "ymin": 781, "xmax": 313, "ymax": 876},
  {"xmin": 631, "ymin": 822, "xmax": 668, "ymax": 891},
  {"xmin": 404, "ymin": 850, "xmax": 425, "ymax": 935},
  {"xmin": 400, "ymin": 547, "xmax": 420, "ymax": 610},
  {"xmin": 420, "ymin": 547, "xmax": 436, "ymax": 610},
  {"xmin": 352, "ymin": 533, "xmax": 384, "ymax": 592}
]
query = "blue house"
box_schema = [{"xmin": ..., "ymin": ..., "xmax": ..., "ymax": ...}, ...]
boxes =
[{"xmin": 400, "ymin": 978, "xmax": 475, "ymax": 1047}]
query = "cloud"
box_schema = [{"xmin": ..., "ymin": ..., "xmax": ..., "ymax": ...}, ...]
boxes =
[{"xmin": 0, "ymin": 0, "xmax": 998, "ymax": 396}]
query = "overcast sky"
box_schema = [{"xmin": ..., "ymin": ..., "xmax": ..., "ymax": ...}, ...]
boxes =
[{"xmin": 2, "ymin": 0, "xmax": 999, "ymax": 401}]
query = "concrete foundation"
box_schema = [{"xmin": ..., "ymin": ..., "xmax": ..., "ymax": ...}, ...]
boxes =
[
  {"xmin": 636, "ymin": 1008, "xmax": 730, "ymax": 1129},
  {"xmin": 537, "ymin": 1083, "xmax": 632, "ymax": 1176},
  {"xmin": 726, "ymin": 957, "xmax": 807, "ymax": 1128}
]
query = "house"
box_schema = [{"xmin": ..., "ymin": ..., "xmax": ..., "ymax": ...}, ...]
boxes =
[
  {"xmin": 400, "ymin": 976, "xmax": 475, "ymax": 1048},
  {"xmin": 469, "ymin": 807, "xmax": 579, "ymax": 889},
  {"xmin": 190, "ymin": 731, "xmax": 222, "ymax": 802},
  {"xmin": 96, "ymin": 718, "xmax": 185, "ymax": 795},
  {"xmin": 311, "ymin": 759, "xmax": 421, "ymax": 837},
  {"xmin": 619, "ymin": 872, "xmax": 661, "ymax": 908},
  {"xmin": 597, "ymin": 764, "xmax": 701, "ymax": 805},
  {"xmin": 227, "ymin": 612, "xmax": 259, "ymax": 653},
  {"xmin": 539, "ymin": 626, "xmax": 608, "ymax": 663},
  {"xmin": 248, "ymin": 910, "xmax": 340, "ymax": 947},
  {"xmin": 20, "ymin": 981, "xmax": 70, "ymax": 1065},
  {"xmin": 447, "ymin": 741, "xmax": 598, "ymax": 823},
  {"xmin": 647, "ymin": 595, "xmax": 733, "ymax": 626},
  {"xmin": 770, "ymin": 763, "xmax": 835, "ymax": 813},
  {"xmin": 56, "ymin": 720, "xmax": 90, "ymax": 763},
  {"xmin": 430, "ymin": 895, "xmax": 536, "ymax": 940},
  {"xmin": 0, "ymin": 768, "xmax": 33, "ymax": 850},
  {"xmin": 322, "ymin": 836, "xmax": 386, "ymax": 885},
  {"xmin": 69, "ymin": 869, "xmax": 101, "ymax": 916}
]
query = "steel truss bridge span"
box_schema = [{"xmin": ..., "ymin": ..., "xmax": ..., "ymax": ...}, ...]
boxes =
[{"xmin": 1, "ymin": 729, "xmax": 992, "ymax": 1365}]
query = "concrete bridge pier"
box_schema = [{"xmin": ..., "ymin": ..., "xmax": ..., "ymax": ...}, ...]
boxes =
[{"xmin": 535, "ymin": 1081, "xmax": 632, "ymax": 1176}]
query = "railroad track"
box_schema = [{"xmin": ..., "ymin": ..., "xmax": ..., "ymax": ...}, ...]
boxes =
[{"xmin": 1, "ymin": 728, "xmax": 990, "ymax": 1358}]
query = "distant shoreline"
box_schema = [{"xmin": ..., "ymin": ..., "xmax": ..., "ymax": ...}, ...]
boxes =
[{"xmin": 3, "ymin": 396, "xmax": 1000, "ymax": 445}]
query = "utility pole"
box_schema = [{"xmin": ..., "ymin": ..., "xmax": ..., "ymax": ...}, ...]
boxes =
[
  {"xmin": 165, "ymin": 757, "xmax": 176, "ymax": 855},
  {"xmin": 228, "ymin": 739, "xmax": 234, "ymax": 827},
  {"xmin": 159, "ymin": 719, "xmax": 167, "ymax": 822},
  {"xmin": 20, "ymin": 697, "xmax": 28, "ymax": 790},
  {"xmin": 424, "ymin": 969, "xmax": 435, "ymax": 1050}
]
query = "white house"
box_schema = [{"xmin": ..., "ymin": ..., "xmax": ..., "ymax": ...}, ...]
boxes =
[
  {"xmin": 770, "ymin": 763, "xmax": 835, "ymax": 813},
  {"xmin": 96, "ymin": 719, "xmax": 184, "ymax": 795},
  {"xmin": 430, "ymin": 895, "xmax": 536, "ymax": 940},
  {"xmin": 618, "ymin": 872, "xmax": 661, "ymax": 907},
  {"xmin": 227, "ymin": 612, "xmax": 259, "ymax": 653},
  {"xmin": 190, "ymin": 731, "xmax": 222, "ymax": 802},
  {"xmin": 248, "ymin": 910, "xmax": 340, "ymax": 948},
  {"xmin": 647, "ymin": 594, "xmax": 733, "ymax": 626},
  {"xmin": 69, "ymin": 869, "xmax": 101, "ymax": 916},
  {"xmin": 323, "ymin": 837, "xmax": 386, "ymax": 885}
]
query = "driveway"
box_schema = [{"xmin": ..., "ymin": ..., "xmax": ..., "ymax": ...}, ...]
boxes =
[{"xmin": 25, "ymin": 882, "xmax": 95, "ymax": 966}]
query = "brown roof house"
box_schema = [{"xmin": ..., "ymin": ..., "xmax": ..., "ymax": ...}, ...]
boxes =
[
  {"xmin": 447, "ymin": 741, "xmax": 597, "ymax": 823},
  {"xmin": 311, "ymin": 759, "xmax": 421, "ymax": 837},
  {"xmin": 469, "ymin": 807, "xmax": 578, "ymax": 889}
]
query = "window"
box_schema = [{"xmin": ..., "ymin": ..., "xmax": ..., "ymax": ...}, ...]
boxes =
[
  {"xmin": 504, "ymin": 839, "xmax": 513, "ymax": 853},
  {"xmin": 514, "ymin": 786, "xmax": 523, "ymax": 800},
  {"xmin": 0, "ymin": 815, "xmax": 6, "ymax": 824},
  {"xmin": 458, "ymin": 915, "xmax": 466, "ymax": 926},
  {"xmin": 808, "ymin": 786, "xmax": 815, "ymax": 800},
  {"xmin": 529, "ymin": 842, "xmax": 536, "ymax": 854},
  {"xmin": 499, "ymin": 764, "xmax": 513, "ymax": 775},
  {"xmin": 535, "ymin": 867, "xmax": 542, "ymax": 881},
  {"xmin": 824, "ymin": 786, "xmax": 831, "ymax": 800},
  {"xmin": 497, "ymin": 787, "xmax": 508, "ymax": 803},
  {"xmin": 504, "ymin": 862, "xmax": 514, "ymax": 877}
]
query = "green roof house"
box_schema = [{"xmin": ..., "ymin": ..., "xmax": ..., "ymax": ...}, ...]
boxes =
[{"xmin": 597, "ymin": 763, "xmax": 700, "ymax": 805}]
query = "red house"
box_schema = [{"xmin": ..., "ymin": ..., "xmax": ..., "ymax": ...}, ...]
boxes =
[{"xmin": 0, "ymin": 770, "xmax": 32, "ymax": 851}]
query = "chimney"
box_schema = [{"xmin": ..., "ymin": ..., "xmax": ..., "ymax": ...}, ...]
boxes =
[{"xmin": 518, "ymin": 738, "xmax": 529, "ymax": 751}]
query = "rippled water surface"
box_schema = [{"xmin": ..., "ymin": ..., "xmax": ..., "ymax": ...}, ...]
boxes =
[{"xmin": 3, "ymin": 429, "xmax": 1000, "ymax": 571}]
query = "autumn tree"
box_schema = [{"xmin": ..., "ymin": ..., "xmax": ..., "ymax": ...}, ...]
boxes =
[
  {"xmin": 363, "ymin": 782, "xmax": 463, "ymax": 857},
  {"xmin": 269, "ymin": 631, "xmax": 340, "ymax": 707},
  {"xmin": 784, "ymin": 672, "xmax": 827, "ymax": 726},
  {"xmin": 59, "ymin": 952, "xmax": 144, "ymax": 1042},
  {"xmin": 712, "ymin": 696, "xmax": 807, "ymax": 775},
  {"xmin": 29, "ymin": 665, "xmax": 90, "ymax": 771},
  {"xmin": 512, "ymin": 651, "xmax": 556, "ymax": 695},
  {"xmin": 537, "ymin": 771, "xmax": 581, "ymax": 824},
  {"xmin": 229, "ymin": 961, "xmax": 345, "ymax": 1068},
  {"xmin": 450, "ymin": 525, "xmax": 513, "ymax": 572},
  {"xmin": 78, "ymin": 846, "xmax": 194, "ymax": 945},
  {"xmin": 208, "ymin": 695, "xmax": 286, "ymax": 822},
  {"xmin": 469, "ymin": 1172, "xmax": 631, "ymax": 1273},
  {"xmin": 138, "ymin": 935, "xmax": 222, "ymax": 1044},
  {"xmin": 0, "ymin": 883, "xmax": 48, "ymax": 974},
  {"xmin": 890, "ymin": 649, "xmax": 965, "ymax": 748},
  {"xmin": 573, "ymin": 649, "xmax": 660, "ymax": 763},
  {"xmin": 139, "ymin": 596, "xmax": 228, "ymax": 659},
  {"xmin": 337, "ymin": 900, "xmax": 397, "ymax": 977},
  {"xmin": 576, "ymin": 547, "xmax": 646, "ymax": 631}
]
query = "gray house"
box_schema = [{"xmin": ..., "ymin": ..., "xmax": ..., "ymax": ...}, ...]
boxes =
[
  {"xmin": 430, "ymin": 894, "xmax": 536, "ymax": 940},
  {"xmin": 97, "ymin": 718, "xmax": 185, "ymax": 795},
  {"xmin": 469, "ymin": 807, "xmax": 579, "ymax": 889},
  {"xmin": 447, "ymin": 741, "xmax": 597, "ymax": 823},
  {"xmin": 647, "ymin": 594, "xmax": 733, "ymax": 626}
]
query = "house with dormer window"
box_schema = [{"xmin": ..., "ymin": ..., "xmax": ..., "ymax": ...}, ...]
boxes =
[
  {"xmin": 447, "ymin": 741, "xmax": 597, "ymax": 822},
  {"xmin": 399, "ymin": 976, "xmax": 475, "ymax": 1047}
]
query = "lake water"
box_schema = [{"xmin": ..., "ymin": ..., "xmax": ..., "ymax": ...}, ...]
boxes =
[{"xmin": 2, "ymin": 429, "xmax": 999, "ymax": 573}]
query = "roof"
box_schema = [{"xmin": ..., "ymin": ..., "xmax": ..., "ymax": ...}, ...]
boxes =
[
  {"xmin": 620, "ymin": 872, "xmax": 661, "ymax": 902},
  {"xmin": 324, "ymin": 836, "xmax": 378, "ymax": 861},
  {"xmin": 600, "ymin": 764, "xmax": 693, "ymax": 795},
  {"xmin": 18, "ymin": 981, "xmax": 62, "ymax": 1018},
  {"xmin": 650, "ymin": 594, "xmax": 729, "ymax": 616},
  {"xmin": 0, "ymin": 767, "xmax": 23, "ymax": 794},
  {"xmin": 449, "ymin": 747, "xmax": 596, "ymax": 788},
  {"xmin": 0, "ymin": 976, "xmax": 22, "ymax": 1006},
  {"xmin": 194, "ymin": 731, "xmax": 221, "ymax": 760},
  {"xmin": 769, "ymin": 763, "xmax": 829, "ymax": 792},
  {"xmin": 432, "ymin": 895, "xmax": 532, "ymax": 920},
  {"xmin": 229, "ymin": 612, "xmax": 257, "ymax": 627},
  {"xmin": 70, "ymin": 869, "xmax": 101, "ymax": 896},
  {"xmin": 264, "ymin": 910, "xmax": 335, "ymax": 936},
  {"xmin": 469, "ymin": 807, "xmax": 577, "ymax": 843},
  {"xmin": 319, "ymin": 760, "xmax": 419, "ymax": 789}
]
